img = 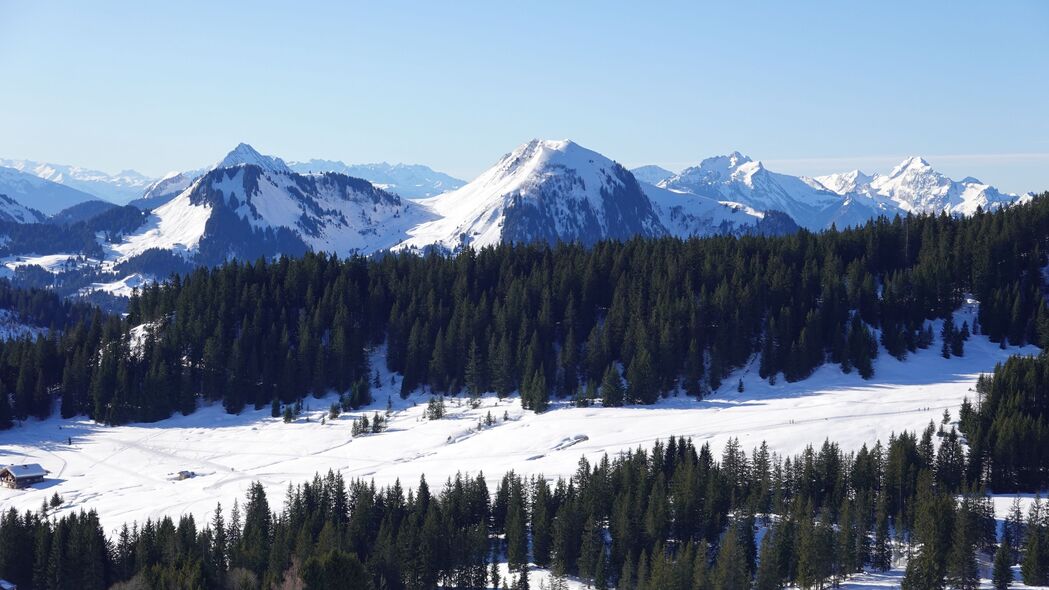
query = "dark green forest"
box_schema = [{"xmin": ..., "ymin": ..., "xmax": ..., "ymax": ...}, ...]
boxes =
[
  {"xmin": 0, "ymin": 198, "xmax": 1048, "ymax": 587},
  {"xmin": 2, "ymin": 431, "xmax": 1047, "ymax": 589},
  {"xmin": 2, "ymin": 195, "xmax": 1048, "ymax": 428}
]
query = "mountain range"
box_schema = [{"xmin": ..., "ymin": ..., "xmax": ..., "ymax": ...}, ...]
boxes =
[
  {"xmin": 0, "ymin": 153, "xmax": 466, "ymax": 215},
  {"xmin": 0, "ymin": 140, "xmax": 1034, "ymax": 302}
]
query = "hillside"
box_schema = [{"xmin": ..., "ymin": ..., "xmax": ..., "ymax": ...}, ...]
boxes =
[{"xmin": 0, "ymin": 192, "xmax": 1043, "ymax": 428}]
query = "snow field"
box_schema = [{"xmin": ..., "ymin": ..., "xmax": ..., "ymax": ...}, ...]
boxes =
[{"xmin": 0, "ymin": 308, "xmax": 1038, "ymax": 538}]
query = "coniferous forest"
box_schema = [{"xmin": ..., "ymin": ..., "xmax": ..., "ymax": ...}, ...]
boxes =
[
  {"xmin": 2, "ymin": 430, "xmax": 1049, "ymax": 589},
  {"xmin": 2, "ymin": 196, "xmax": 1049, "ymax": 588},
  {"xmin": 2, "ymin": 196, "xmax": 1048, "ymax": 431}
]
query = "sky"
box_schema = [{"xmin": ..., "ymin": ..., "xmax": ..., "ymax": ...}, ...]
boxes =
[{"xmin": 1, "ymin": 0, "xmax": 1047, "ymax": 193}]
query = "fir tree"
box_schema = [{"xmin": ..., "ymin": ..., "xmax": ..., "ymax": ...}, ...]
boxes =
[
  {"xmin": 992, "ymin": 540, "xmax": 1013, "ymax": 590},
  {"xmin": 600, "ymin": 364, "xmax": 625, "ymax": 407}
]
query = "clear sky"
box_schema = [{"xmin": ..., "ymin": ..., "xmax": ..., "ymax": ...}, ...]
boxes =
[{"xmin": 1, "ymin": 0, "xmax": 1047, "ymax": 193}]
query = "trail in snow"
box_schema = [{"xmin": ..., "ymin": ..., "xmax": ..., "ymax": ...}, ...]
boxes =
[{"xmin": 0, "ymin": 307, "xmax": 1040, "ymax": 537}]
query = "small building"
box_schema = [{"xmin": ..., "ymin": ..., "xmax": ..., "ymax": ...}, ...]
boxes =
[{"xmin": 0, "ymin": 464, "xmax": 48, "ymax": 489}]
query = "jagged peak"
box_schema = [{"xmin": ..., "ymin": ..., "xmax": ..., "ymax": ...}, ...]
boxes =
[
  {"xmin": 213, "ymin": 143, "xmax": 291, "ymax": 174},
  {"xmin": 888, "ymin": 155, "xmax": 933, "ymax": 177}
]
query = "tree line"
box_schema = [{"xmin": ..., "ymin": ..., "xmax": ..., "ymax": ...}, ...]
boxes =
[
  {"xmin": 960, "ymin": 351, "xmax": 1049, "ymax": 492},
  {"xmin": 1, "ymin": 197, "xmax": 1048, "ymax": 450},
  {"xmin": 2, "ymin": 429, "xmax": 1046, "ymax": 589}
]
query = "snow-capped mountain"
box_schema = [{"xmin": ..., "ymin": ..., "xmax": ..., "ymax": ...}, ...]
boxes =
[
  {"xmin": 129, "ymin": 144, "xmax": 288, "ymax": 211},
  {"xmin": 811, "ymin": 169, "xmax": 874, "ymax": 196},
  {"xmin": 0, "ymin": 166, "xmax": 98, "ymax": 217},
  {"xmin": 1, "ymin": 142, "xmax": 1030, "ymax": 301},
  {"xmin": 397, "ymin": 139, "xmax": 671, "ymax": 251},
  {"xmin": 288, "ymin": 161, "xmax": 465, "ymax": 199},
  {"xmin": 131, "ymin": 169, "xmax": 206, "ymax": 210},
  {"xmin": 395, "ymin": 139, "xmax": 780, "ymax": 252},
  {"xmin": 658, "ymin": 152, "xmax": 847, "ymax": 230},
  {"xmin": 111, "ymin": 144, "xmax": 431, "ymax": 266},
  {"xmin": 215, "ymin": 142, "xmax": 291, "ymax": 173},
  {"xmin": 659, "ymin": 153, "xmax": 1028, "ymax": 230},
  {"xmin": 0, "ymin": 159, "xmax": 155, "ymax": 204},
  {"xmin": 630, "ymin": 165, "xmax": 675, "ymax": 186},
  {"xmin": 815, "ymin": 156, "xmax": 1021, "ymax": 216}
]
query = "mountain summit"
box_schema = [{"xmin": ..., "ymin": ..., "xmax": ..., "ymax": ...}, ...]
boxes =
[
  {"xmin": 396, "ymin": 139, "xmax": 666, "ymax": 250},
  {"xmin": 214, "ymin": 143, "xmax": 291, "ymax": 174},
  {"xmin": 814, "ymin": 156, "xmax": 1021, "ymax": 217}
]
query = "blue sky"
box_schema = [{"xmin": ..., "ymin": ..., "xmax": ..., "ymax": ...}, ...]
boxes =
[{"xmin": 1, "ymin": 0, "xmax": 1047, "ymax": 193}]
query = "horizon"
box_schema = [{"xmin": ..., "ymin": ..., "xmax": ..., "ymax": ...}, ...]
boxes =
[
  {"xmin": 1, "ymin": 1, "xmax": 1047, "ymax": 194},
  {"xmin": 3, "ymin": 138, "xmax": 1044, "ymax": 197}
]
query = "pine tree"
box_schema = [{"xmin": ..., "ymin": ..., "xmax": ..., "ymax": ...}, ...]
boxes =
[
  {"xmin": 601, "ymin": 364, "xmax": 625, "ymax": 408},
  {"xmin": 946, "ymin": 505, "xmax": 979, "ymax": 590},
  {"xmin": 1021, "ymin": 528, "xmax": 1047, "ymax": 586},
  {"xmin": 465, "ymin": 339, "xmax": 486, "ymax": 397},
  {"xmin": 941, "ymin": 316, "xmax": 955, "ymax": 359},
  {"xmin": 627, "ymin": 346, "xmax": 658, "ymax": 404},
  {"xmin": 713, "ymin": 525, "xmax": 749, "ymax": 590},
  {"xmin": 992, "ymin": 541, "xmax": 1013, "ymax": 590},
  {"xmin": 754, "ymin": 527, "xmax": 781, "ymax": 590},
  {"xmin": 872, "ymin": 492, "xmax": 892, "ymax": 571}
]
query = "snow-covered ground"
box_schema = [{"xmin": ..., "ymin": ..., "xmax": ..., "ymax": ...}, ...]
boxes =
[
  {"xmin": 78, "ymin": 272, "xmax": 155, "ymax": 298},
  {"xmin": 0, "ymin": 304, "xmax": 1039, "ymax": 538},
  {"xmin": 0, "ymin": 309, "xmax": 47, "ymax": 340},
  {"xmin": 0, "ymin": 253, "xmax": 98, "ymax": 276}
]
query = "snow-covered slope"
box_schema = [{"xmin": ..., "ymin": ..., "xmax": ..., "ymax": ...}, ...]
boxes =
[
  {"xmin": 0, "ymin": 192, "xmax": 45, "ymax": 224},
  {"xmin": 131, "ymin": 169, "xmax": 206, "ymax": 210},
  {"xmin": 397, "ymin": 139, "xmax": 666, "ymax": 251},
  {"xmin": 812, "ymin": 169, "xmax": 874, "ymax": 196},
  {"xmin": 0, "ymin": 167, "xmax": 96, "ymax": 217},
  {"xmin": 662, "ymin": 153, "xmax": 1029, "ymax": 230},
  {"xmin": 215, "ymin": 142, "xmax": 292, "ymax": 173},
  {"xmin": 642, "ymin": 182, "xmax": 794, "ymax": 237},
  {"xmin": 0, "ymin": 159, "xmax": 155, "ymax": 204},
  {"xmin": 659, "ymin": 152, "xmax": 848, "ymax": 230},
  {"xmin": 630, "ymin": 164, "xmax": 675, "ymax": 186},
  {"xmin": 0, "ymin": 303, "xmax": 1036, "ymax": 537},
  {"xmin": 111, "ymin": 144, "xmax": 432, "ymax": 264},
  {"xmin": 836, "ymin": 156, "xmax": 1021, "ymax": 216},
  {"xmin": 289, "ymin": 160, "xmax": 465, "ymax": 199}
]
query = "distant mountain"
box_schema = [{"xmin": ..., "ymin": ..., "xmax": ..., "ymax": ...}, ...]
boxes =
[
  {"xmin": 631, "ymin": 165, "xmax": 675, "ymax": 186},
  {"xmin": 48, "ymin": 200, "xmax": 120, "ymax": 226},
  {"xmin": 660, "ymin": 152, "xmax": 1028, "ymax": 230},
  {"xmin": 0, "ymin": 158, "xmax": 155, "ymax": 204},
  {"xmin": 110, "ymin": 143, "xmax": 431, "ymax": 268},
  {"xmin": 288, "ymin": 161, "xmax": 465, "ymax": 199},
  {"xmin": 0, "ymin": 142, "xmax": 1027, "ymax": 301},
  {"xmin": 816, "ymin": 156, "xmax": 1022, "ymax": 216},
  {"xmin": 131, "ymin": 169, "xmax": 205, "ymax": 210},
  {"xmin": 396, "ymin": 139, "xmax": 776, "ymax": 252},
  {"xmin": 0, "ymin": 167, "xmax": 95, "ymax": 217},
  {"xmin": 397, "ymin": 139, "xmax": 669, "ymax": 251},
  {"xmin": 658, "ymin": 152, "xmax": 849, "ymax": 230},
  {"xmin": 0, "ymin": 193, "xmax": 44, "ymax": 224}
]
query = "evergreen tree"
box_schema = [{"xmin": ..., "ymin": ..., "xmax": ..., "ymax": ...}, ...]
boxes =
[
  {"xmin": 713, "ymin": 525, "xmax": 749, "ymax": 590},
  {"xmin": 601, "ymin": 364, "xmax": 625, "ymax": 407},
  {"xmin": 992, "ymin": 540, "xmax": 1013, "ymax": 590}
]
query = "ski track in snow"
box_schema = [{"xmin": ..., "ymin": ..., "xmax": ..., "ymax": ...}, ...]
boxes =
[{"xmin": 0, "ymin": 308, "xmax": 1042, "ymax": 555}]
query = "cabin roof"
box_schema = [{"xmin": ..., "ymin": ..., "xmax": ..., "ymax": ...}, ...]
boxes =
[{"xmin": 1, "ymin": 464, "xmax": 47, "ymax": 479}]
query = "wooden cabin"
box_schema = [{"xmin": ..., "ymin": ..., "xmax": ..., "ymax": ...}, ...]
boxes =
[{"xmin": 0, "ymin": 464, "xmax": 47, "ymax": 489}]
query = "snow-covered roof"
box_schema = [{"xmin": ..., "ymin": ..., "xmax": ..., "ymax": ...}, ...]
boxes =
[{"xmin": 1, "ymin": 463, "xmax": 47, "ymax": 479}]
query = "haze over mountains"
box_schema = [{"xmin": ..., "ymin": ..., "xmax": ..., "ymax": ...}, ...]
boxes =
[{"xmin": 0, "ymin": 139, "xmax": 1034, "ymax": 301}]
